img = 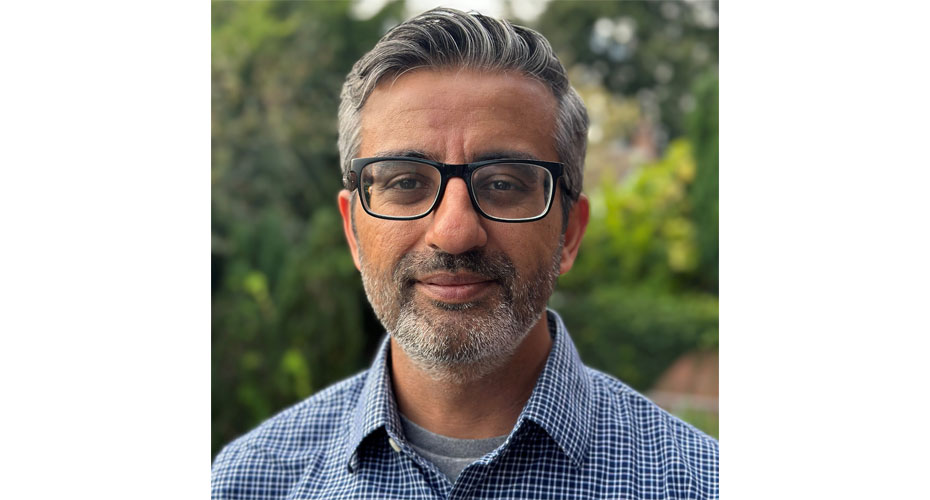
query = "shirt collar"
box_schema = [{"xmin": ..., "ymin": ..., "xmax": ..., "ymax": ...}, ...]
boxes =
[
  {"xmin": 344, "ymin": 333, "xmax": 400, "ymax": 471},
  {"xmin": 514, "ymin": 309, "xmax": 593, "ymax": 468},
  {"xmin": 344, "ymin": 309, "xmax": 592, "ymax": 470}
]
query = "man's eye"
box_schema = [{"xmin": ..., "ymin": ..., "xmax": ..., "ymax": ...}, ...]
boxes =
[
  {"xmin": 481, "ymin": 178, "xmax": 525, "ymax": 191},
  {"xmin": 388, "ymin": 177, "xmax": 422, "ymax": 190}
]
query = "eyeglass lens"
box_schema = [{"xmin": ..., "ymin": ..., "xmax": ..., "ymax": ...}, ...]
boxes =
[{"xmin": 359, "ymin": 160, "xmax": 553, "ymax": 220}]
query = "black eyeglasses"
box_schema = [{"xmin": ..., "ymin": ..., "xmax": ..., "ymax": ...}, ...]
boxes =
[{"xmin": 343, "ymin": 157, "xmax": 564, "ymax": 223}]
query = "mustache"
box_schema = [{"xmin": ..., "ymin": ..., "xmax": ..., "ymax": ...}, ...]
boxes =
[{"xmin": 392, "ymin": 250, "xmax": 516, "ymax": 286}]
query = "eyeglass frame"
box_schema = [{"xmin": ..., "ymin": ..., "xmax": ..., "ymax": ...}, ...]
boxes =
[{"xmin": 343, "ymin": 156, "xmax": 565, "ymax": 223}]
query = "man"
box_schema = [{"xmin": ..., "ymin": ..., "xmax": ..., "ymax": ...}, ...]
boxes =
[{"xmin": 212, "ymin": 8, "xmax": 718, "ymax": 499}]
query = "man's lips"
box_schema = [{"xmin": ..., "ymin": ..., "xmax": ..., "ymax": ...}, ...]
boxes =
[{"xmin": 414, "ymin": 273, "xmax": 496, "ymax": 302}]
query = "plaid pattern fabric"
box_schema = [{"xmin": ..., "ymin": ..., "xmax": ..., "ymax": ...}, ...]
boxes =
[{"xmin": 212, "ymin": 310, "xmax": 719, "ymax": 499}]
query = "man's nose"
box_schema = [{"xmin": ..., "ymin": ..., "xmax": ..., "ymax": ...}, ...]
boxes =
[{"xmin": 424, "ymin": 178, "xmax": 488, "ymax": 254}]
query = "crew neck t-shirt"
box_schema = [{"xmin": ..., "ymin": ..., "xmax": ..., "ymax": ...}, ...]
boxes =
[{"xmin": 398, "ymin": 413, "xmax": 507, "ymax": 482}]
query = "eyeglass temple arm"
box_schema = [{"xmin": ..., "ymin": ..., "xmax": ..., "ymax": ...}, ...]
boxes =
[{"xmin": 343, "ymin": 171, "xmax": 358, "ymax": 191}]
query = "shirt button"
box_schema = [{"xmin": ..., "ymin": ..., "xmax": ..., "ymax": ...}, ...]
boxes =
[{"xmin": 388, "ymin": 437, "xmax": 401, "ymax": 453}]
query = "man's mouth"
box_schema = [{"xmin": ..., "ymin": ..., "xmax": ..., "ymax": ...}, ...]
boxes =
[{"xmin": 414, "ymin": 272, "xmax": 496, "ymax": 303}]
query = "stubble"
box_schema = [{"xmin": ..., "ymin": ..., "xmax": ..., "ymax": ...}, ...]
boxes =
[{"xmin": 359, "ymin": 242, "xmax": 562, "ymax": 383}]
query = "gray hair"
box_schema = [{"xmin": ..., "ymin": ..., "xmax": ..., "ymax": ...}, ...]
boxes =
[{"xmin": 337, "ymin": 7, "xmax": 588, "ymax": 224}]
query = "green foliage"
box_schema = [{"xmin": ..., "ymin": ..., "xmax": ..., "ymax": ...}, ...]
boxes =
[
  {"xmin": 211, "ymin": 1, "xmax": 405, "ymax": 456},
  {"xmin": 565, "ymin": 140, "xmax": 701, "ymax": 291},
  {"xmin": 688, "ymin": 72, "xmax": 719, "ymax": 292},
  {"xmin": 674, "ymin": 408, "xmax": 719, "ymax": 439},
  {"xmin": 555, "ymin": 138, "xmax": 718, "ymax": 390},
  {"xmin": 211, "ymin": 205, "xmax": 372, "ymax": 453},
  {"xmin": 555, "ymin": 285, "xmax": 718, "ymax": 390},
  {"xmin": 535, "ymin": 1, "xmax": 718, "ymax": 143}
]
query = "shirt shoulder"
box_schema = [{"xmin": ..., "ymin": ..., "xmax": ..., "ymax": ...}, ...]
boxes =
[
  {"xmin": 211, "ymin": 371, "xmax": 367, "ymax": 494},
  {"xmin": 586, "ymin": 365, "xmax": 716, "ymax": 437},
  {"xmin": 583, "ymin": 365, "xmax": 719, "ymax": 494}
]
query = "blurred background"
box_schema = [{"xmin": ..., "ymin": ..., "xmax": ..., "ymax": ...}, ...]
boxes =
[{"xmin": 212, "ymin": 0, "xmax": 718, "ymax": 457}]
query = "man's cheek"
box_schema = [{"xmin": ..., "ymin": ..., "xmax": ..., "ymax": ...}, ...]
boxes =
[{"xmin": 364, "ymin": 226, "xmax": 420, "ymax": 259}]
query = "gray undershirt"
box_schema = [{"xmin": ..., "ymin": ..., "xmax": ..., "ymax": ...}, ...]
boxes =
[{"xmin": 399, "ymin": 413, "xmax": 507, "ymax": 483}]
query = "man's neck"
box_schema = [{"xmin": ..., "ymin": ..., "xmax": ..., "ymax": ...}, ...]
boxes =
[{"xmin": 389, "ymin": 313, "xmax": 553, "ymax": 440}]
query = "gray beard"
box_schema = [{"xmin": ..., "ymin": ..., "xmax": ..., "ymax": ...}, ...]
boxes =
[{"xmin": 359, "ymin": 242, "xmax": 563, "ymax": 383}]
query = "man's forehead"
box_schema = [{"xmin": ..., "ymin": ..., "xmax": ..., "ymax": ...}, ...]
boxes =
[
  {"xmin": 363, "ymin": 68, "xmax": 554, "ymax": 115},
  {"xmin": 358, "ymin": 68, "xmax": 559, "ymax": 162}
]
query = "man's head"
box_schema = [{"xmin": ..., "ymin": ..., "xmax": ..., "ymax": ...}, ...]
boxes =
[
  {"xmin": 338, "ymin": 8, "xmax": 588, "ymax": 223},
  {"xmin": 336, "ymin": 9, "xmax": 589, "ymax": 382}
]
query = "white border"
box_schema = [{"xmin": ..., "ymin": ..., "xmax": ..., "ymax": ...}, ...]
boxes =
[
  {"xmin": 724, "ymin": 2, "xmax": 930, "ymax": 497},
  {"xmin": 0, "ymin": 3, "xmax": 210, "ymax": 497}
]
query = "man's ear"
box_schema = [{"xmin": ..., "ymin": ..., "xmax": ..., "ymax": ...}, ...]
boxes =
[
  {"xmin": 338, "ymin": 189, "xmax": 362, "ymax": 271},
  {"xmin": 559, "ymin": 194, "xmax": 589, "ymax": 275}
]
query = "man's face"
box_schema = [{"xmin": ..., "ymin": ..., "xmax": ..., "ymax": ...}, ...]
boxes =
[{"xmin": 338, "ymin": 68, "xmax": 586, "ymax": 380}]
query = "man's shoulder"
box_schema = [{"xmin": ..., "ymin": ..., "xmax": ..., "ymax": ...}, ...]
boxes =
[
  {"xmin": 583, "ymin": 364, "xmax": 718, "ymax": 462},
  {"xmin": 212, "ymin": 370, "xmax": 368, "ymax": 468}
]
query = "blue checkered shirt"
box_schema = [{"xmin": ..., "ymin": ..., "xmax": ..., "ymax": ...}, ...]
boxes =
[{"xmin": 212, "ymin": 310, "xmax": 719, "ymax": 499}]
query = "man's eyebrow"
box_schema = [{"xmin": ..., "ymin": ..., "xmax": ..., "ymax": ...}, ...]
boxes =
[
  {"xmin": 371, "ymin": 149, "xmax": 431, "ymax": 159},
  {"xmin": 471, "ymin": 151, "xmax": 537, "ymax": 162}
]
